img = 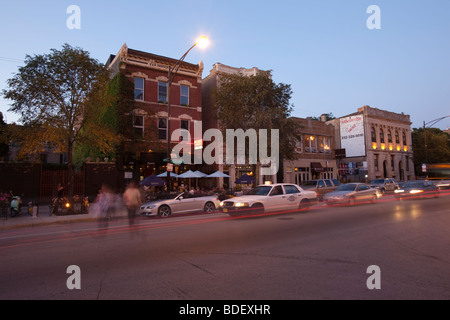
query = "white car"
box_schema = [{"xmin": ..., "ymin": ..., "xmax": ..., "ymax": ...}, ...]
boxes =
[
  {"xmin": 139, "ymin": 192, "xmax": 220, "ymax": 217},
  {"xmin": 219, "ymin": 183, "xmax": 318, "ymax": 216}
]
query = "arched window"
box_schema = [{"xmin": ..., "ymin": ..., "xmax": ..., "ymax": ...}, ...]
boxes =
[
  {"xmin": 387, "ymin": 130, "xmax": 392, "ymax": 143},
  {"xmin": 402, "ymin": 130, "xmax": 407, "ymax": 145},
  {"xmin": 371, "ymin": 127, "xmax": 377, "ymax": 142},
  {"xmin": 395, "ymin": 130, "xmax": 400, "ymax": 144},
  {"xmin": 379, "ymin": 128, "xmax": 385, "ymax": 143}
]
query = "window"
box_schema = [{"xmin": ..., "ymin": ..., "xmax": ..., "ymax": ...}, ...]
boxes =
[
  {"xmin": 180, "ymin": 85, "xmax": 189, "ymax": 106},
  {"xmin": 180, "ymin": 120, "xmax": 189, "ymax": 142},
  {"xmin": 180, "ymin": 119, "xmax": 189, "ymax": 131},
  {"xmin": 387, "ymin": 130, "xmax": 392, "ymax": 143},
  {"xmin": 374, "ymin": 154, "xmax": 379, "ymax": 171},
  {"xmin": 134, "ymin": 78, "xmax": 144, "ymax": 101},
  {"xmin": 269, "ymin": 185, "xmax": 284, "ymax": 196},
  {"xmin": 402, "ymin": 131, "xmax": 407, "ymax": 145},
  {"xmin": 391, "ymin": 155, "xmax": 395, "ymax": 170},
  {"xmin": 323, "ymin": 137, "xmax": 331, "ymax": 153},
  {"xmin": 318, "ymin": 136, "xmax": 324, "ymax": 152},
  {"xmin": 406, "ymin": 156, "xmax": 409, "ymax": 171},
  {"xmin": 379, "ymin": 128, "xmax": 385, "ymax": 143},
  {"xmin": 284, "ymin": 185, "xmax": 300, "ymax": 194},
  {"xmin": 371, "ymin": 127, "xmax": 377, "ymax": 143},
  {"xmin": 158, "ymin": 118, "xmax": 167, "ymax": 140},
  {"xmin": 357, "ymin": 185, "xmax": 370, "ymax": 191},
  {"xmin": 158, "ymin": 82, "xmax": 167, "ymax": 103},
  {"xmin": 133, "ymin": 115, "xmax": 144, "ymax": 138},
  {"xmin": 325, "ymin": 180, "xmax": 333, "ymax": 187},
  {"xmin": 317, "ymin": 180, "xmax": 325, "ymax": 188},
  {"xmin": 304, "ymin": 135, "xmax": 317, "ymax": 152},
  {"xmin": 295, "ymin": 137, "xmax": 302, "ymax": 153},
  {"xmin": 395, "ymin": 130, "xmax": 400, "ymax": 144}
]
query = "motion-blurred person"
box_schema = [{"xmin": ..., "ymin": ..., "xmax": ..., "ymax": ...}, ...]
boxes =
[{"xmin": 123, "ymin": 181, "xmax": 142, "ymax": 227}]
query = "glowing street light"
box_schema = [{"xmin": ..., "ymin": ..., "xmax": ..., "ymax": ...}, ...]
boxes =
[{"xmin": 166, "ymin": 36, "xmax": 209, "ymax": 192}]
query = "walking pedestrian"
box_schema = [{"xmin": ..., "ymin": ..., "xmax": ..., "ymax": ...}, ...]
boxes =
[{"xmin": 123, "ymin": 181, "xmax": 142, "ymax": 227}]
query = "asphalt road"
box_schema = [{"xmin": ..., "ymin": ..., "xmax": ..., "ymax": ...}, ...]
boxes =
[{"xmin": 0, "ymin": 194, "xmax": 449, "ymax": 300}]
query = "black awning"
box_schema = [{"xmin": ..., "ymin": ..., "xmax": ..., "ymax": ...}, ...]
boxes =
[{"xmin": 311, "ymin": 162, "xmax": 324, "ymax": 173}]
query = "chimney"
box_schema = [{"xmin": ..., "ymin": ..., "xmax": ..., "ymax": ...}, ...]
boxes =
[{"xmin": 320, "ymin": 114, "xmax": 327, "ymax": 122}]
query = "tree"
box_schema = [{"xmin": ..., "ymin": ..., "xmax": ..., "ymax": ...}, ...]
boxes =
[
  {"xmin": 412, "ymin": 127, "xmax": 450, "ymax": 175},
  {"xmin": 214, "ymin": 71, "xmax": 299, "ymax": 180},
  {"xmin": 1, "ymin": 43, "xmax": 118, "ymax": 197},
  {"xmin": 0, "ymin": 113, "xmax": 9, "ymax": 161},
  {"xmin": 311, "ymin": 113, "xmax": 336, "ymax": 121}
]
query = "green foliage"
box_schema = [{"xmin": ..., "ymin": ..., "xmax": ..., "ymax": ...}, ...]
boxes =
[
  {"xmin": 214, "ymin": 71, "xmax": 299, "ymax": 161},
  {"xmin": 1, "ymin": 43, "xmax": 115, "ymax": 196},
  {"xmin": 412, "ymin": 127, "xmax": 450, "ymax": 174}
]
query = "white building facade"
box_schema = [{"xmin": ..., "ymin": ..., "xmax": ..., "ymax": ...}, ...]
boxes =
[{"xmin": 327, "ymin": 105, "xmax": 415, "ymax": 182}]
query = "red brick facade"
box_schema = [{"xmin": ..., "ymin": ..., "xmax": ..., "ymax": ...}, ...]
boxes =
[{"xmin": 107, "ymin": 44, "xmax": 204, "ymax": 178}]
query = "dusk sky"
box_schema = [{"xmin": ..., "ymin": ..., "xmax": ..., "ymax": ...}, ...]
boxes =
[{"xmin": 1, "ymin": 0, "xmax": 449, "ymax": 130}]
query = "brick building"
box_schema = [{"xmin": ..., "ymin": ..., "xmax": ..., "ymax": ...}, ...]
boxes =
[
  {"xmin": 107, "ymin": 43, "xmax": 204, "ymax": 182},
  {"xmin": 283, "ymin": 116, "xmax": 338, "ymax": 184},
  {"xmin": 327, "ymin": 105, "xmax": 415, "ymax": 182},
  {"xmin": 201, "ymin": 63, "xmax": 270, "ymax": 189}
]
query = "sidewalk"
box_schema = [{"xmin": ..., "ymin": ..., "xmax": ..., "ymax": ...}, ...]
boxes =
[{"xmin": 0, "ymin": 204, "xmax": 128, "ymax": 230}]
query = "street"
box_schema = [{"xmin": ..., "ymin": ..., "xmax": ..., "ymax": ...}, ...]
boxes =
[{"xmin": 0, "ymin": 194, "xmax": 449, "ymax": 300}]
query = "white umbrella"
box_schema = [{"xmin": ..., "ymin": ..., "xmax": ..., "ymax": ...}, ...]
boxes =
[
  {"xmin": 157, "ymin": 171, "xmax": 179, "ymax": 178},
  {"xmin": 177, "ymin": 170, "xmax": 200, "ymax": 178},
  {"xmin": 206, "ymin": 170, "xmax": 230, "ymax": 178},
  {"xmin": 194, "ymin": 170, "xmax": 207, "ymax": 177}
]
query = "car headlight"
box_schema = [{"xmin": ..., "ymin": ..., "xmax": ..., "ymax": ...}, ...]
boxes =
[
  {"xmin": 409, "ymin": 189, "xmax": 423, "ymax": 194},
  {"xmin": 144, "ymin": 205, "xmax": 156, "ymax": 209},
  {"xmin": 234, "ymin": 202, "xmax": 249, "ymax": 207},
  {"xmin": 219, "ymin": 201, "xmax": 224, "ymax": 207},
  {"xmin": 394, "ymin": 189, "xmax": 404, "ymax": 193}
]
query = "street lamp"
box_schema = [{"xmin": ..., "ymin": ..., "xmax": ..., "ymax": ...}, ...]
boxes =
[
  {"xmin": 423, "ymin": 115, "xmax": 450, "ymax": 164},
  {"xmin": 166, "ymin": 36, "xmax": 209, "ymax": 193}
]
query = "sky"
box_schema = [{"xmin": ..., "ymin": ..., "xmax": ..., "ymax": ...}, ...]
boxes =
[{"xmin": 0, "ymin": 0, "xmax": 449, "ymax": 130}]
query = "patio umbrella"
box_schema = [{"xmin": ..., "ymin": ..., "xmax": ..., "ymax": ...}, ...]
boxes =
[
  {"xmin": 139, "ymin": 175, "xmax": 166, "ymax": 187},
  {"xmin": 178, "ymin": 170, "xmax": 205, "ymax": 189},
  {"xmin": 194, "ymin": 170, "xmax": 207, "ymax": 177},
  {"xmin": 157, "ymin": 171, "xmax": 179, "ymax": 178},
  {"xmin": 235, "ymin": 173, "xmax": 255, "ymax": 184},
  {"xmin": 206, "ymin": 170, "xmax": 230, "ymax": 178},
  {"xmin": 177, "ymin": 170, "xmax": 200, "ymax": 178}
]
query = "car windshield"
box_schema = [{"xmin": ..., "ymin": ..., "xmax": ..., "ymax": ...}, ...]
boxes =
[
  {"xmin": 245, "ymin": 186, "xmax": 273, "ymax": 196},
  {"xmin": 370, "ymin": 179, "xmax": 385, "ymax": 184},
  {"xmin": 335, "ymin": 184, "xmax": 357, "ymax": 191},
  {"xmin": 156, "ymin": 192, "xmax": 181, "ymax": 200}
]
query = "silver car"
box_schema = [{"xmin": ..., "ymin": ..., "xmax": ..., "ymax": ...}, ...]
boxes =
[
  {"xmin": 323, "ymin": 183, "xmax": 379, "ymax": 206},
  {"xmin": 139, "ymin": 192, "xmax": 220, "ymax": 217}
]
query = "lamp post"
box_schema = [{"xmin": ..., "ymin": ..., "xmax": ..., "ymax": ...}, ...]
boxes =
[
  {"xmin": 166, "ymin": 37, "xmax": 209, "ymax": 193},
  {"xmin": 423, "ymin": 115, "xmax": 450, "ymax": 164}
]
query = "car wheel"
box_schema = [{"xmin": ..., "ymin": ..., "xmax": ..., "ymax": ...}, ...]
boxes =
[
  {"xmin": 348, "ymin": 196, "xmax": 356, "ymax": 206},
  {"xmin": 250, "ymin": 203, "xmax": 264, "ymax": 215},
  {"xmin": 158, "ymin": 205, "xmax": 171, "ymax": 218},
  {"xmin": 371, "ymin": 194, "xmax": 377, "ymax": 204},
  {"xmin": 204, "ymin": 202, "xmax": 215, "ymax": 213},
  {"xmin": 299, "ymin": 199, "xmax": 310, "ymax": 211}
]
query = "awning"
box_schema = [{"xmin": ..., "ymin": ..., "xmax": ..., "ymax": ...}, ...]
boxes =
[{"xmin": 311, "ymin": 162, "xmax": 324, "ymax": 173}]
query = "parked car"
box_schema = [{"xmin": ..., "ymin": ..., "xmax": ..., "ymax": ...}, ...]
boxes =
[
  {"xmin": 219, "ymin": 183, "xmax": 318, "ymax": 216},
  {"xmin": 323, "ymin": 183, "xmax": 379, "ymax": 206},
  {"xmin": 300, "ymin": 179, "xmax": 341, "ymax": 201},
  {"xmin": 369, "ymin": 178, "xmax": 399, "ymax": 194},
  {"xmin": 394, "ymin": 180, "xmax": 440, "ymax": 199},
  {"xmin": 139, "ymin": 192, "xmax": 220, "ymax": 217}
]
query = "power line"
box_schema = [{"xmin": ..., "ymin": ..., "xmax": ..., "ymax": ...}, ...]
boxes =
[{"xmin": 0, "ymin": 56, "xmax": 24, "ymax": 63}]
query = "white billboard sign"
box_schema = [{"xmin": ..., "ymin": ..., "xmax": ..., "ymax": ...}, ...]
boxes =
[{"xmin": 340, "ymin": 115, "xmax": 366, "ymax": 157}]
